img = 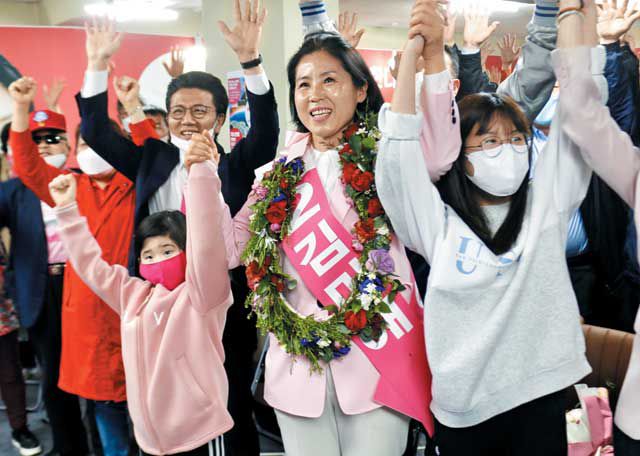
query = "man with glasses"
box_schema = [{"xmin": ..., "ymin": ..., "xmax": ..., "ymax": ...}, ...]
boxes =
[{"xmin": 76, "ymin": 3, "xmax": 278, "ymax": 454}]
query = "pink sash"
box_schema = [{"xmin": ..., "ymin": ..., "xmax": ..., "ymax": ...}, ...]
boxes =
[{"xmin": 282, "ymin": 169, "xmax": 434, "ymax": 434}]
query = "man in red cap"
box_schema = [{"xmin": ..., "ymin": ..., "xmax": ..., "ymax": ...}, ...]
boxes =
[
  {"xmin": 0, "ymin": 106, "xmax": 88, "ymax": 456},
  {"xmin": 10, "ymin": 76, "xmax": 135, "ymax": 456},
  {"xmin": 28, "ymin": 109, "xmax": 69, "ymax": 170}
]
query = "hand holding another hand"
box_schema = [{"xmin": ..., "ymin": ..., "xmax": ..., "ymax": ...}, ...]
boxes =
[{"xmin": 185, "ymin": 131, "xmax": 220, "ymax": 172}]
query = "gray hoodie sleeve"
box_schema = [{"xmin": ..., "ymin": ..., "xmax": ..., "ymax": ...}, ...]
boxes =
[{"xmin": 497, "ymin": 20, "xmax": 557, "ymax": 122}]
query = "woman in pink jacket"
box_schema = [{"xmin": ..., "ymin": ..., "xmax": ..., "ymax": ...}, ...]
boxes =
[
  {"xmin": 223, "ymin": 12, "xmax": 461, "ymax": 454},
  {"xmin": 47, "ymin": 135, "xmax": 232, "ymax": 456},
  {"xmin": 553, "ymin": 0, "xmax": 640, "ymax": 449}
]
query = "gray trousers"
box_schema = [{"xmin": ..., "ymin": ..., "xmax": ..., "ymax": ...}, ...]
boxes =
[{"xmin": 275, "ymin": 369, "xmax": 410, "ymax": 456}]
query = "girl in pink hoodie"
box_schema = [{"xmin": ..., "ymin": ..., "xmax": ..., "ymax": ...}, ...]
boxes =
[{"xmin": 47, "ymin": 148, "xmax": 233, "ymax": 456}]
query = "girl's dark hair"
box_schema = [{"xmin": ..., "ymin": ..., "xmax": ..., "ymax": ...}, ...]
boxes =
[
  {"xmin": 134, "ymin": 210, "xmax": 186, "ymax": 263},
  {"xmin": 287, "ymin": 33, "xmax": 384, "ymax": 132},
  {"xmin": 436, "ymin": 92, "xmax": 532, "ymax": 255}
]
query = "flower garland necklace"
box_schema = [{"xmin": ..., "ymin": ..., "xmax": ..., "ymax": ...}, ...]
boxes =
[{"xmin": 242, "ymin": 112, "xmax": 405, "ymax": 372}]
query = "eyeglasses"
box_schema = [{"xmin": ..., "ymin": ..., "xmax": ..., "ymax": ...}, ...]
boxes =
[
  {"xmin": 168, "ymin": 105, "xmax": 216, "ymax": 120},
  {"xmin": 32, "ymin": 134, "xmax": 66, "ymax": 145},
  {"xmin": 464, "ymin": 134, "xmax": 529, "ymax": 158}
]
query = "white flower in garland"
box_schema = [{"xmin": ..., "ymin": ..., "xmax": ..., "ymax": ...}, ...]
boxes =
[
  {"xmin": 376, "ymin": 225, "xmax": 390, "ymax": 236},
  {"xmin": 360, "ymin": 293, "xmax": 373, "ymax": 310},
  {"xmin": 317, "ymin": 339, "xmax": 331, "ymax": 348}
]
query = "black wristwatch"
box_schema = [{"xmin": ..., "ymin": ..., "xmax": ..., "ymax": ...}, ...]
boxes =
[{"xmin": 240, "ymin": 54, "xmax": 263, "ymax": 70}]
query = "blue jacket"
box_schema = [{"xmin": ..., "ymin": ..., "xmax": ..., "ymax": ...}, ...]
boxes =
[{"xmin": 0, "ymin": 178, "xmax": 48, "ymax": 329}]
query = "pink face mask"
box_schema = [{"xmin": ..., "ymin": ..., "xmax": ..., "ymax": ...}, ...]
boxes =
[{"xmin": 139, "ymin": 252, "xmax": 186, "ymax": 290}]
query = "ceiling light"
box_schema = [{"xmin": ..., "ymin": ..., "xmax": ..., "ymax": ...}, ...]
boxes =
[
  {"xmin": 84, "ymin": 1, "xmax": 179, "ymax": 22},
  {"xmin": 449, "ymin": 0, "xmax": 523, "ymax": 14}
]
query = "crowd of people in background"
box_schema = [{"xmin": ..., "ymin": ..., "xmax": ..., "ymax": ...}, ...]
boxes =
[{"xmin": 0, "ymin": 0, "xmax": 639, "ymax": 455}]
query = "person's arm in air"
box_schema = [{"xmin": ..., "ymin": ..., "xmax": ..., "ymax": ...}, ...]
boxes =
[
  {"xmin": 219, "ymin": 0, "xmax": 279, "ymax": 172},
  {"xmin": 77, "ymin": 18, "xmax": 142, "ymax": 182},
  {"xmin": 113, "ymin": 75, "xmax": 159, "ymax": 146},
  {"xmin": 50, "ymin": 174, "xmax": 149, "ymax": 316},
  {"xmin": 455, "ymin": 8, "xmax": 500, "ymax": 100},
  {"xmin": 182, "ymin": 135, "xmax": 233, "ymax": 314},
  {"xmin": 497, "ymin": 1, "xmax": 559, "ymax": 122},
  {"xmin": 552, "ymin": 0, "xmax": 638, "ymax": 208},
  {"xmin": 376, "ymin": 7, "xmax": 453, "ymax": 264},
  {"xmin": 8, "ymin": 77, "xmax": 63, "ymax": 207}
]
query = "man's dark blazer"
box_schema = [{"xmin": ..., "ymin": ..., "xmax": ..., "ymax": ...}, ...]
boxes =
[
  {"xmin": 0, "ymin": 178, "xmax": 48, "ymax": 328},
  {"xmin": 76, "ymin": 83, "xmax": 280, "ymax": 273}
]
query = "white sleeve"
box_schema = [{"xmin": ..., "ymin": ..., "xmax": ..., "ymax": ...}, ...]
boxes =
[
  {"xmin": 244, "ymin": 70, "xmax": 270, "ymax": 96},
  {"xmin": 376, "ymin": 105, "xmax": 447, "ymax": 263},
  {"xmin": 81, "ymin": 70, "xmax": 109, "ymax": 98}
]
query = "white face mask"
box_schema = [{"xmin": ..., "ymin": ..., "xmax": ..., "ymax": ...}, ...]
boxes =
[
  {"xmin": 43, "ymin": 154, "xmax": 67, "ymax": 169},
  {"xmin": 121, "ymin": 117, "xmax": 132, "ymax": 133},
  {"xmin": 466, "ymin": 144, "xmax": 529, "ymax": 197},
  {"xmin": 76, "ymin": 147, "xmax": 114, "ymax": 175},
  {"xmin": 170, "ymin": 122, "xmax": 217, "ymax": 153}
]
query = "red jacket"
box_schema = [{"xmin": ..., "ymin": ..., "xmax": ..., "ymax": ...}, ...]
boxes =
[{"xmin": 10, "ymin": 129, "xmax": 135, "ymax": 401}]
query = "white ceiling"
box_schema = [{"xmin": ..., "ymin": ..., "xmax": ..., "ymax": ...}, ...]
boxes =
[{"xmin": 342, "ymin": 0, "xmax": 535, "ymax": 34}]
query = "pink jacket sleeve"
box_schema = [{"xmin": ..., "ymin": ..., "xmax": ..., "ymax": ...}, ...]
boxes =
[
  {"xmin": 184, "ymin": 161, "xmax": 233, "ymax": 314},
  {"xmin": 55, "ymin": 203, "xmax": 151, "ymax": 316},
  {"xmin": 418, "ymin": 71, "xmax": 462, "ymax": 181},
  {"xmin": 553, "ymin": 46, "xmax": 640, "ymax": 209}
]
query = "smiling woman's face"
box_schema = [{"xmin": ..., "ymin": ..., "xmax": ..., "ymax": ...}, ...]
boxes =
[{"xmin": 294, "ymin": 50, "xmax": 367, "ymax": 151}]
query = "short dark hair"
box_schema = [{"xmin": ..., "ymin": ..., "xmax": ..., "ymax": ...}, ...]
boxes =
[
  {"xmin": 1, "ymin": 122, "xmax": 10, "ymax": 154},
  {"xmin": 444, "ymin": 45, "xmax": 460, "ymax": 79},
  {"xmin": 437, "ymin": 92, "xmax": 532, "ymax": 255},
  {"xmin": 134, "ymin": 210, "xmax": 186, "ymax": 264},
  {"xmin": 165, "ymin": 71, "xmax": 229, "ymax": 117},
  {"xmin": 287, "ymin": 33, "xmax": 385, "ymax": 132},
  {"xmin": 143, "ymin": 107, "xmax": 168, "ymax": 119}
]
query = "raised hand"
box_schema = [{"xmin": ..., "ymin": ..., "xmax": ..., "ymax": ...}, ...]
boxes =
[
  {"xmin": 8, "ymin": 77, "xmax": 37, "ymax": 106},
  {"xmin": 162, "ymin": 46, "xmax": 185, "ymax": 79},
  {"xmin": 480, "ymin": 41, "xmax": 494, "ymax": 70},
  {"xmin": 185, "ymin": 130, "xmax": 220, "ymax": 171},
  {"xmin": 497, "ymin": 33, "xmax": 521, "ymax": 69},
  {"xmin": 463, "ymin": 5, "xmax": 500, "ymax": 50},
  {"xmin": 43, "ymin": 78, "xmax": 67, "ymax": 113},
  {"xmin": 338, "ymin": 11, "xmax": 366, "ymax": 48},
  {"xmin": 443, "ymin": 9, "xmax": 458, "ymax": 47},
  {"xmin": 48, "ymin": 174, "xmax": 78, "ymax": 208},
  {"xmin": 488, "ymin": 65, "xmax": 502, "ymax": 84},
  {"xmin": 597, "ymin": 0, "xmax": 640, "ymax": 44},
  {"xmin": 218, "ymin": 0, "xmax": 267, "ymax": 65},
  {"xmin": 113, "ymin": 76, "xmax": 142, "ymax": 113},
  {"xmin": 85, "ymin": 16, "xmax": 123, "ymax": 71}
]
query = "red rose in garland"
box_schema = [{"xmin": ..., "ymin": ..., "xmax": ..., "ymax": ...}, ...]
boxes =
[
  {"xmin": 355, "ymin": 219, "xmax": 376, "ymax": 242},
  {"xmin": 344, "ymin": 309, "xmax": 367, "ymax": 331},
  {"xmin": 265, "ymin": 200, "xmax": 287, "ymax": 224},
  {"xmin": 270, "ymin": 275, "xmax": 286, "ymax": 292},
  {"xmin": 279, "ymin": 178, "xmax": 289, "ymax": 190},
  {"xmin": 344, "ymin": 124, "xmax": 359, "ymax": 140},
  {"xmin": 342, "ymin": 162, "xmax": 358, "ymax": 184},
  {"xmin": 367, "ymin": 198, "xmax": 384, "ymax": 217},
  {"xmin": 351, "ymin": 170, "xmax": 374, "ymax": 192},
  {"xmin": 342, "ymin": 143, "xmax": 353, "ymax": 155},
  {"xmin": 246, "ymin": 260, "xmax": 268, "ymax": 290}
]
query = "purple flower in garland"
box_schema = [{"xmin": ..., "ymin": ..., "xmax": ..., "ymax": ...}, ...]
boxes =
[
  {"xmin": 366, "ymin": 249, "xmax": 396, "ymax": 274},
  {"xmin": 252, "ymin": 184, "xmax": 269, "ymax": 201},
  {"xmin": 333, "ymin": 346, "xmax": 351, "ymax": 359},
  {"xmin": 358, "ymin": 277, "xmax": 384, "ymax": 294},
  {"xmin": 300, "ymin": 336, "xmax": 320, "ymax": 348},
  {"xmin": 272, "ymin": 191, "xmax": 287, "ymax": 203},
  {"xmin": 277, "ymin": 156, "xmax": 287, "ymax": 164},
  {"xmin": 289, "ymin": 158, "xmax": 304, "ymax": 174}
]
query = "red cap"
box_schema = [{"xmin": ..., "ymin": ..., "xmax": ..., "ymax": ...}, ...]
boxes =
[{"xmin": 29, "ymin": 109, "xmax": 67, "ymax": 133}]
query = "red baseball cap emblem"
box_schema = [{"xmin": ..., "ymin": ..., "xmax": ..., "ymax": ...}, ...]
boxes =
[{"xmin": 29, "ymin": 109, "xmax": 67, "ymax": 133}]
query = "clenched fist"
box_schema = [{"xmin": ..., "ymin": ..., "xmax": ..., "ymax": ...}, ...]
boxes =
[
  {"xmin": 49, "ymin": 174, "xmax": 78, "ymax": 208},
  {"xmin": 185, "ymin": 130, "xmax": 220, "ymax": 171}
]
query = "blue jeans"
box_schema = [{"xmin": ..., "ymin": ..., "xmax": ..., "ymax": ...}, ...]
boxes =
[{"xmin": 92, "ymin": 400, "xmax": 131, "ymax": 456}]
